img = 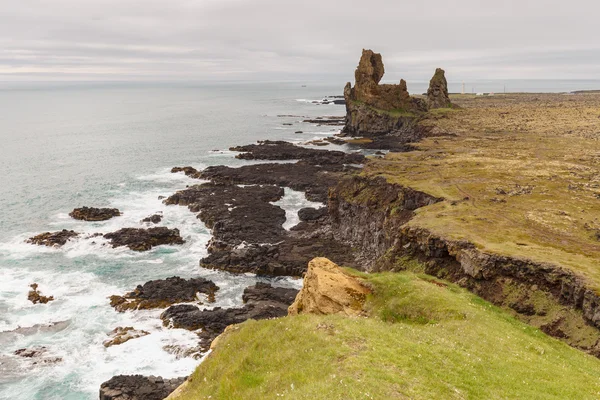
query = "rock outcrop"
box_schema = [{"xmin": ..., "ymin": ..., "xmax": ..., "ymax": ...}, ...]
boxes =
[
  {"xmin": 160, "ymin": 283, "xmax": 298, "ymax": 351},
  {"xmin": 427, "ymin": 68, "xmax": 451, "ymax": 109},
  {"xmin": 342, "ymin": 49, "xmax": 452, "ymax": 139},
  {"xmin": 27, "ymin": 283, "xmax": 54, "ymax": 304},
  {"xmin": 103, "ymin": 327, "xmax": 150, "ymax": 347},
  {"xmin": 141, "ymin": 214, "xmax": 162, "ymax": 224},
  {"xmin": 103, "ymin": 227, "xmax": 185, "ymax": 251},
  {"xmin": 27, "ymin": 229, "xmax": 78, "ymax": 247},
  {"xmin": 230, "ymin": 140, "xmax": 364, "ymax": 165},
  {"xmin": 109, "ymin": 276, "xmax": 218, "ymax": 312},
  {"xmin": 342, "ymin": 49, "xmax": 426, "ymax": 138},
  {"xmin": 288, "ymin": 257, "xmax": 371, "ymax": 316},
  {"xmin": 69, "ymin": 207, "xmax": 120, "ymax": 221},
  {"xmin": 99, "ymin": 375, "xmax": 186, "ymax": 400}
]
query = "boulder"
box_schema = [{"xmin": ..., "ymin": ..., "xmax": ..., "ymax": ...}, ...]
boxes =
[
  {"xmin": 27, "ymin": 229, "xmax": 78, "ymax": 247},
  {"xmin": 99, "ymin": 375, "xmax": 186, "ymax": 400},
  {"xmin": 141, "ymin": 214, "xmax": 162, "ymax": 224},
  {"xmin": 103, "ymin": 327, "xmax": 150, "ymax": 347},
  {"xmin": 104, "ymin": 227, "xmax": 185, "ymax": 251},
  {"xmin": 288, "ymin": 257, "xmax": 370, "ymax": 316},
  {"xmin": 69, "ymin": 207, "xmax": 120, "ymax": 221},
  {"xmin": 427, "ymin": 68, "xmax": 451, "ymax": 109},
  {"xmin": 298, "ymin": 207, "xmax": 328, "ymax": 222},
  {"xmin": 171, "ymin": 166, "xmax": 200, "ymax": 178},
  {"xmin": 109, "ymin": 276, "xmax": 218, "ymax": 312},
  {"xmin": 27, "ymin": 283, "xmax": 54, "ymax": 304},
  {"xmin": 241, "ymin": 282, "xmax": 299, "ymax": 305}
]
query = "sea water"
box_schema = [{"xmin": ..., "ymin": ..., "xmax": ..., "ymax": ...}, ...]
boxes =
[{"xmin": 0, "ymin": 82, "xmax": 345, "ymax": 399}]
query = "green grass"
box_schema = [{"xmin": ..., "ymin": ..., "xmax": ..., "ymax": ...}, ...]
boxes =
[{"xmin": 171, "ymin": 270, "xmax": 600, "ymax": 400}]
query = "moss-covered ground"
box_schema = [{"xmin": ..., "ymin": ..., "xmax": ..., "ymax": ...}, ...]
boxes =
[
  {"xmin": 366, "ymin": 93, "xmax": 600, "ymax": 290},
  {"xmin": 171, "ymin": 269, "xmax": 600, "ymax": 400}
]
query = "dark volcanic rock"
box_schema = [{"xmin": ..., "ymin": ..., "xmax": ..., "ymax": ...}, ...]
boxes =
[
  {"xmin": 171, "ymin": 166, "xmax": 200, "ymax": 177},
  {"xmin": 242, "ymin": 282, "xmax": 299, "ymax": 305},
  {"xmin": 199, "ymin": 162, "xmax": 356, "ymax": 203},
  {"xmin": 298, "ymin": 207, "xmax": 328, "ymax": 222},
  {"xmin": 165, "ymin": 183, "xmax": 286, "ymax": 246},
  {"xmin": 27, "ymin": 283, "xmax": 54, "ymax": 304},
  {"xmin": 302, "ymin": 116, "xmax": 346, "ymax": 125},
  {"xmin": 99, "ymin": 375, "xmax": 186, "ymax": 400},
  {"xmin": 27, "ymin": 230, "xmax": 79, "ymax": 247},
  {"xmin": 427, "ymin": 68, "xmax": 452, "ymax": 109},
  {"xmin": 160, "ymin": 283, "xmax": 298, "ymax": 350},
  {"xmin": 109, "ymin": 276, "xmax": 219, "ymax": 312},
  {"xmin": 14, "ymin": 346, "xmax": 48, "ymax": 358},
  {"xmin": 141, "ymin": 214, "xmax": 162, "ymax": 224},
  {"xmin": 14, "ymin": 346, "xmax": 62, "ymax": 365},
  {"xmin": 104, "ymin": 227, "xmax": 185, "ymax": 251},
  {"xmin": 230, "ymin": 140, "xmax": 364, "ymax": 165},
  {"xmin": 201, "ymin": 236, "xmax": 357, "ymax": 277},
  {"xmin": 69, "ymin": 207, "xmax": 120, "ymax": 221}
]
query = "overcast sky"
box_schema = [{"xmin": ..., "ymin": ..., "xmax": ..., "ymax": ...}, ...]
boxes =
[{"xmin": 1, "ymin": 0, "xmax": 598, "ymax": 83}]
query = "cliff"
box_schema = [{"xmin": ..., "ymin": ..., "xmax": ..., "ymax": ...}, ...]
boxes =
[{"xmin": 342, "ymin": 49, "xmax": 452, "ymax": 137}]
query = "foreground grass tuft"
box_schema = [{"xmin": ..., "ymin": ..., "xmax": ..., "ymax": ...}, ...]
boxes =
[{"xmin": 173, "ymin": 271, "xmax": 600, "ymax": 400}]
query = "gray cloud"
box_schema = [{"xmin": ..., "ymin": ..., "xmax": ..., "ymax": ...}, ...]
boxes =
[{"xmin": 0, "ymin": 0, "xmax": 598, "ymax": 82}]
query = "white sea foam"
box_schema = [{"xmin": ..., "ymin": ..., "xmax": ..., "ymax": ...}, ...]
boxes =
[{"xmin": 271, "ymin": 187, "xmax": 325, "ymax": 230}]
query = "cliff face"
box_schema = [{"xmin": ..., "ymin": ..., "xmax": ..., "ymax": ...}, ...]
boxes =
[
  {"xmin": 342, "ymin": 49, "xmax": 451, "ymax": 137},
  {"xmin": 329, "ymin": 175, "xmax": 600, "ymax": 356}
]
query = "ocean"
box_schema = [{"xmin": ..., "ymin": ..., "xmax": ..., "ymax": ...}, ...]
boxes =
[{"xmin": 1, "ymin": 78, "xmax": 600, "ymax": 399}]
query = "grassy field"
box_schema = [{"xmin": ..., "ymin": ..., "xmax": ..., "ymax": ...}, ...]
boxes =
[
  {"xmin": 171, "ymin": 269, "xmax": 600, "ymax": 399},
  {"xmin": 366, "ymin": 93, "xmax": 600, "ymax": 290}
]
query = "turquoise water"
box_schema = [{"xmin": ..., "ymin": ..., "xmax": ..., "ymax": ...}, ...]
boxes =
[{"xmin": 0, "ymin": 82, "xmax": 345, "ymax": 399}]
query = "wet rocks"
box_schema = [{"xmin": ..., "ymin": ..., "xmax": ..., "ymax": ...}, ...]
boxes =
[
  {"xmin": 14, "ymin": 346, "xmax": 48, "ymax": 358},
  {"xmin": 200, "ymin": 163, "xmax": 354, "ymax": 203},
  {"xmin": 103, "ymin": 327, "xmax": 150, "ymax": 347},
  {"xmin": 165, "ymin": 183, "xmax": 286, "ymax": 246},
  {"xmin": 27, "ymin": 283, "xmax": 54, "ymax": 304},
  {"xmin": 230, "ymin": 140, "xmax": 364, "ymax": 165},
  {"xmin": 109, "ymin": 276, "xmax": 218, "ymax": 312},
  {"xmin": 170, "ymin": 166, "xmax": 200, "ymax": 178},
  {"xmin": 288, "ymin": 257, "xmax": 370, "ymax": 316},
  {"xmin": 69, "ymin": 207, "xmax": 120, "ymax": 221},
  {"xmin": 426, "ymin": 68, "xmax": 452, "ymax": 109},
  {"xmin": 99, "ymin": 375, "xmax": 186, "ymax": 400},
  {"xmin": 14, "ymin": 346, "xmax": 63, "ymax": 365},
  {"xmin": 141, "ymin": 214, "xmax": 163, "ymax": 224},
  {"xmin": 160, "ymin": 283, "xmax": 298, "ymax": 351},
  {"xmin": 103, "ymin": 227, "xmax": 185, "ymax": 251},
  {"xmin": 27, "ymin": 229, "xmax": 79, "ymax": 247}
]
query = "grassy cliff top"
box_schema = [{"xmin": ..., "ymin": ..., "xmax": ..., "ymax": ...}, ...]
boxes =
[
  {"xmin": 365, "ymin": 93, "xmax": 600, "ymax": 290},
  {"xmin": 170, "ymin": 270, "xmax": 600, "ymax": 399}
]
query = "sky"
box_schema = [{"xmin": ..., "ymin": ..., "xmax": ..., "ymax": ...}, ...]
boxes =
[{"xmin": 0, "ymin": 0, "xmax": 598, "ymax": 83}]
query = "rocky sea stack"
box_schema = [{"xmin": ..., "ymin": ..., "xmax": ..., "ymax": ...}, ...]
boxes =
[
  {"xmin": 69, "ymin": 207, "xmax": 121, "ymax": 221},
  {"xmin": 342, "ymin": 49, "xmax": 451, "ymax": 138}
]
